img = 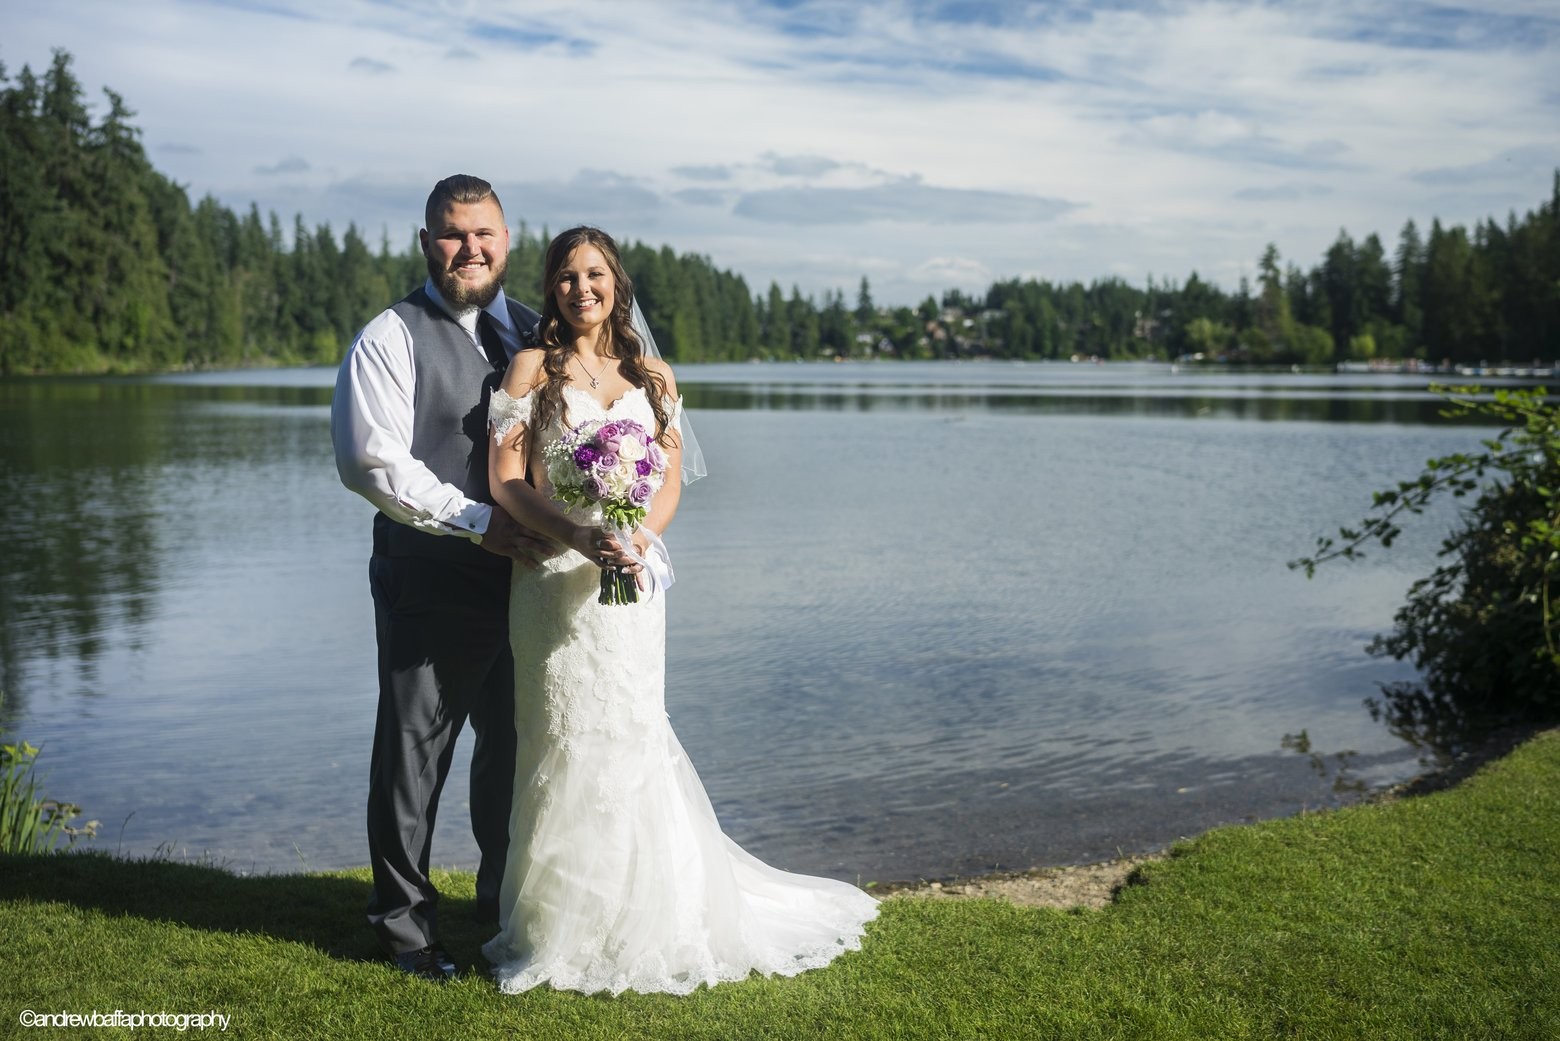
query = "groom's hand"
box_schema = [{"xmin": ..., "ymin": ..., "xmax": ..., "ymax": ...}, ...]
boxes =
[{"xmin": 482, "ymin": 507, "xmax": 556, "ymax": 568}]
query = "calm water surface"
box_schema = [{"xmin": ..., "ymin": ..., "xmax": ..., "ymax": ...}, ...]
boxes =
[{"xmin": 0, "ymin": 361, "xmax": 1511, "ymax": 880}]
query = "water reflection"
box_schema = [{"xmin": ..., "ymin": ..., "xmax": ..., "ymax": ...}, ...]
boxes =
[
  {"xmin": 1366, "ymin": 681, "xmax": 1513, "ymax": 760},
  {"xmin": 682, "ymin": 384, "xmax": 1466, "ymax": 423},
  {"xmin": 0, "ymin": 379, "xmax": 334, "ymax": 714},
  {"xmin": 1280, "ymin": 729, "xmax": 1368, "ymax": 796},
  {"xmin": 1279, "ymin": 679, "xmax": 1524, "ymax": 800},
  {"xmin": 0, "ymin": 383, "xmax": 165, "ymax": 709},
  {"xmin": 676, "ymin": 359, "xmax": 1541, "ymax": 426}
]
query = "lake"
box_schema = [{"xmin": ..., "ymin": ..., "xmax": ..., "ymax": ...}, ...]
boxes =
[{"xmin": 0, "ymin": 360, "xmax": 1514, "ymax": 882}]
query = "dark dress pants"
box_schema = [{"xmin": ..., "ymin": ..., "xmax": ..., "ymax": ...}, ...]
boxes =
[{"xmin": 365, "ymin": 553, "xmax": 516, "ymax": 955}]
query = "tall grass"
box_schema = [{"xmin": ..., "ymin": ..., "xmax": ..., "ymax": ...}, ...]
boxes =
[{"xmin": 0, "ymin": 696, "xmax": 97, "ymax": 854}]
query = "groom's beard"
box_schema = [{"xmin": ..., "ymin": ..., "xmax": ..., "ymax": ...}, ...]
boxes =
[{"xmin": 429, "ymin": 251, "xmax": 508, "ymax": 310}]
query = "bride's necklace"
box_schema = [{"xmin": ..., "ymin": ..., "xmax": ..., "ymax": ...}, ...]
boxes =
[{"xmin": 574, "ymin": 353, "xmax": 609, "ymax": 390}]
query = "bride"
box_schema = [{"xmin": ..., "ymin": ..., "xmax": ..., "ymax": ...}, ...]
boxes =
[{"xmin": 481, "ymin": 226, "xmax": 877, "ymax": 996}]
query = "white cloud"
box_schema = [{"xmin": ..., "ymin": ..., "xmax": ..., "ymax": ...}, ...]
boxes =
[
  {"xmin": 500, "ymin": 170, "xmax": 665, "ymax": 230},
  {"xmin": 673, "ymin": 187, "xmax": 732, "ymax": 207},
  {"xmin": 1134, "ymin": 111, "xmax": 1266, "ymax": 152},
  {"xmin": 255, "ymin": 155, "xmax": 311, "ymax": 176},
  {"xmin": 1411, "ymin": 142, "xmax": 1560, "ymax": 187},
  {"xmin": 763, "ymin": 153, "xmax": 844, "ymax": 177},
  {"xmin": 733, "ymin": 178, "xmax": 1076, "ymax": 225},
  {"xmin": 673, "ymin": 164, "xmax": 734, "ymax": 182},
  {"xmin": 5, "ymin": 0, "xmax": 1557, "ymax": 304},
  {"xmin": 347, "ymin": 56, "xmax": 394, "ymax": 74},
  {"xmin": 909, "ymin": 256, "xmax": 995, "ymax": 295},
  {"xmin": 1234, "ymin": 184, "xmax": 1336, "ymax": 203}
]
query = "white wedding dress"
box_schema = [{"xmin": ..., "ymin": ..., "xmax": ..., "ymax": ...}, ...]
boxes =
[{"xmin": 481, "ymin": 385, "xmax": 877, "ymax": 996}]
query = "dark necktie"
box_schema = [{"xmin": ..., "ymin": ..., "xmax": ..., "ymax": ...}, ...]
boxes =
[{"xmin": 477, "ymin": 311, "xmax": 508, "ymax": 371}]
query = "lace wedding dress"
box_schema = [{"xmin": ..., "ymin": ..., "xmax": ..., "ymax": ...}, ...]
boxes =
[{"xmin": 481, "ymin": 385, "xmax": 877, "ymax": 996}]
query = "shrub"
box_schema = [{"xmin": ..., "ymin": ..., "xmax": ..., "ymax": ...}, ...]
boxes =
[{"xmin": 1293, "ymin": 385, "xmax": 1559, "ymax": 747}]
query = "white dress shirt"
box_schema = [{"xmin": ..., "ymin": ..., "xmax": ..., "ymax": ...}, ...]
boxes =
[{"xmin": 331, "ymin": 279, "xmax": 526, "ymax": 542}]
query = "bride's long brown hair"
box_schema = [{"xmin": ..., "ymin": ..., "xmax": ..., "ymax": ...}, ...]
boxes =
[{"xmin": 530, "ymin": 226, "xmax": 673, "ymax": 444}]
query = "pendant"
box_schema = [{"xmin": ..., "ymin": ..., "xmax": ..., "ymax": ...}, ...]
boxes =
[{"xmin": 590, "ymin": 377, "xmax": 599, "ymax": 389}]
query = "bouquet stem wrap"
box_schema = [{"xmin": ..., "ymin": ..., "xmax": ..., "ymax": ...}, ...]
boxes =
[{"xmin": 600, "ymin": 524, "xmax": 673, "ymax": 605}]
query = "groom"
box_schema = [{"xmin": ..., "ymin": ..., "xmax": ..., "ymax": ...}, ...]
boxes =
[{"xmin": 331, "ymin": 174, "xmax": 545, "ymax": 981}]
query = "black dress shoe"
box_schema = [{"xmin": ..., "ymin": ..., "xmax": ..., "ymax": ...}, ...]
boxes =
[{"xmin": 392, "ymin": 944, "xmax": 457, "ymax": 983}]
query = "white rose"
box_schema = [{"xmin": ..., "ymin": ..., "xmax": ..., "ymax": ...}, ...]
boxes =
[{"xmin": 617, "ymin": 437, "xmax": 646, "ymax": 462}]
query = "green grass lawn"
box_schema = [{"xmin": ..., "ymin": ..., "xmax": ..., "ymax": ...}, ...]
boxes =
[{"xmin": 4, "ymin": 730, "xmax": 1557, "ymax": 1040}]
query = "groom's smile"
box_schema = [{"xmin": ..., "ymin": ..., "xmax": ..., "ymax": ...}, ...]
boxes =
[{"xmin": 421, "ymin": 198, "xmax": 509, "ymax": 309}]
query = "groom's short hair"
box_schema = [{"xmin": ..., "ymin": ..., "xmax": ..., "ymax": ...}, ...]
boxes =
[{"xmin": 425, "ymin": 174, "xmax": 503, "ymax": 228}]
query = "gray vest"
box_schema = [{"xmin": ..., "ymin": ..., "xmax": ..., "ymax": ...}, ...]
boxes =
[{"xmin": 372, "ymin": 287, "xmax": 540, "ymax": 567}]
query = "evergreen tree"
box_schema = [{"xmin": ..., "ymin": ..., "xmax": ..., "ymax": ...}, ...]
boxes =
[
  {"xmin": 0, "ymin": 61, "xmax": 53, "ymax": 371},
  {"xmin": 1394, "ymin": 219, "xmax": 1427, "ymax": 355},
  {"xmin": 854, "ymin": 276, "xmax": 875, "ymax": 325},
  {"xmin": 1321, "ymin": 230, "xmax": 1359, "ymax": 359},
  {"xmin": 1422, "ymin": 219, "xmax": 1482, "ymax": 363},
  {"xmin": 1255, "ymin": 244, "xmax": 1286, "ymax": 351},
  {"xmin": 819, "ymin": 289, "xmax": 850, "ymax": 358},
  {"xmin": 789, "ymin": 286, "xmax": 820, "ymax": 358},
  {"xmin": 761, "ymin": 282, "xmax": 790, "ymax": 358}
]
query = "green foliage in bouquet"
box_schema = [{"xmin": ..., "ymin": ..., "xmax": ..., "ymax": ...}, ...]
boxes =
[
  {"xmin": 548, "ymin": 487, "xmax": 647, "ymax": 533},
  {"xmin": 1292, "ymin": 386, "xmax": 1560, "ymax": 738}
]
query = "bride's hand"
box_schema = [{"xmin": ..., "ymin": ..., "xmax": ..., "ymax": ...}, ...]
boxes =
[{"xmin": 572, "ymin": 525, "xmax": 643, "ymax": 572}]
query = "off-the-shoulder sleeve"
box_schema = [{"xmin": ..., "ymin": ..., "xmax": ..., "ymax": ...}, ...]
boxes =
[{"xmin": 489, "ymin": 387, "xmax": 535, "ymax": 444}]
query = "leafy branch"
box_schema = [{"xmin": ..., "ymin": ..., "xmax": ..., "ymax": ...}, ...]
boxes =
[
  {"xmin": 1292, "ymin": 385, "xmax": 1560, "ymax": 701},
  {"xmin": 1289, "ymin": 453, "xmax": 1499, "ymax": 578}
]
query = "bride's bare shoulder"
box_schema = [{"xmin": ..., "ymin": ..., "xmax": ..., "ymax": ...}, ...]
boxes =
[
  {"xmin": 501, "ymin": 348, "xmax": 548, "ymax": 396},
  {"xmin": 644, "ymin": 356, "xmax": 679, "ymax": 398}
]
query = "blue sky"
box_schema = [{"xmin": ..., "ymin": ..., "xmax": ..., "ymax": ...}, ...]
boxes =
[{"xmin": 7, "ymin": 0, "xmax": 1559, "ymax": 305}]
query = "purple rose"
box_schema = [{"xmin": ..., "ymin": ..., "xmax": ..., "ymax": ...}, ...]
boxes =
[
  {"xmin": 595, "ymin": 451, "xmax": 619, "ymax": 472},
  {"xmin": 572, "ymin": 445, "xmax": 599, "ymax": 470},
  {"xmin": 635, "ymin": 458, "xmax": 652, "ymax": 477},
  {"xmin": 594, "ymin": 422, "xmax": 623, "ymax": 454},
  {"xmin": 582, "ymin": 475, "xmax": 608, "ymax": 500},
  {"xmin": 628, "ymin": 480, "xmax": 654, "ymax": 507},
  {"xmin": 645, "ymin": 443, "xmax": 666, "ymax": 470}
]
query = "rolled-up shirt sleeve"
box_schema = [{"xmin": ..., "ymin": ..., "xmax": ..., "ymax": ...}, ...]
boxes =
[{"xmin": 330, "ymin": 309, "xmax": 492, "ymax": 541}]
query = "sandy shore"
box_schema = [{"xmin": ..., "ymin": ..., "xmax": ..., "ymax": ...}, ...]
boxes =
[
  {"xmin": 874, "ymin": 854, "xmax": 1158, "ymax": 909},
  {"xmin": 877, "ymin": 723, "xmax": 1546, "ymax": 910}
]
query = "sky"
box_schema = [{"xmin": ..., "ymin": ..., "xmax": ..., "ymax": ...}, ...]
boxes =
[{"xmin": 7, "ymin": 0, "xmax": 1559, "ymax": 306}]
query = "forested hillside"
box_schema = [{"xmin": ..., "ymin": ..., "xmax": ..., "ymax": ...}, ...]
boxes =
[{"xmin": 2, "ymin": 49, "xmax": 1556, "ymax": 374}]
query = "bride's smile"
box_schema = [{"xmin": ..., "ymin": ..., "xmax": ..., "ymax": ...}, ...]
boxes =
[{"xmin": 553, "ymin": 244, "xmax": 615, "ymax": 338}]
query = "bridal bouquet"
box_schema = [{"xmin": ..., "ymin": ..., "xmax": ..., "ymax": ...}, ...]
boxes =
[{"xmin": 544, "ymin": 417, "xmax": 669, "ymax": 604}]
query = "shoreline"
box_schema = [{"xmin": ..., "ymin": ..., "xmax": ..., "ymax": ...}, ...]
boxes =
[
  {"xmin": 876, "ymin": 721, "xmax": 1549, "ymax": 909},
  {"xmin": 27, "ymin": 724, "xmax": 1547, "ymax": 912}
]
